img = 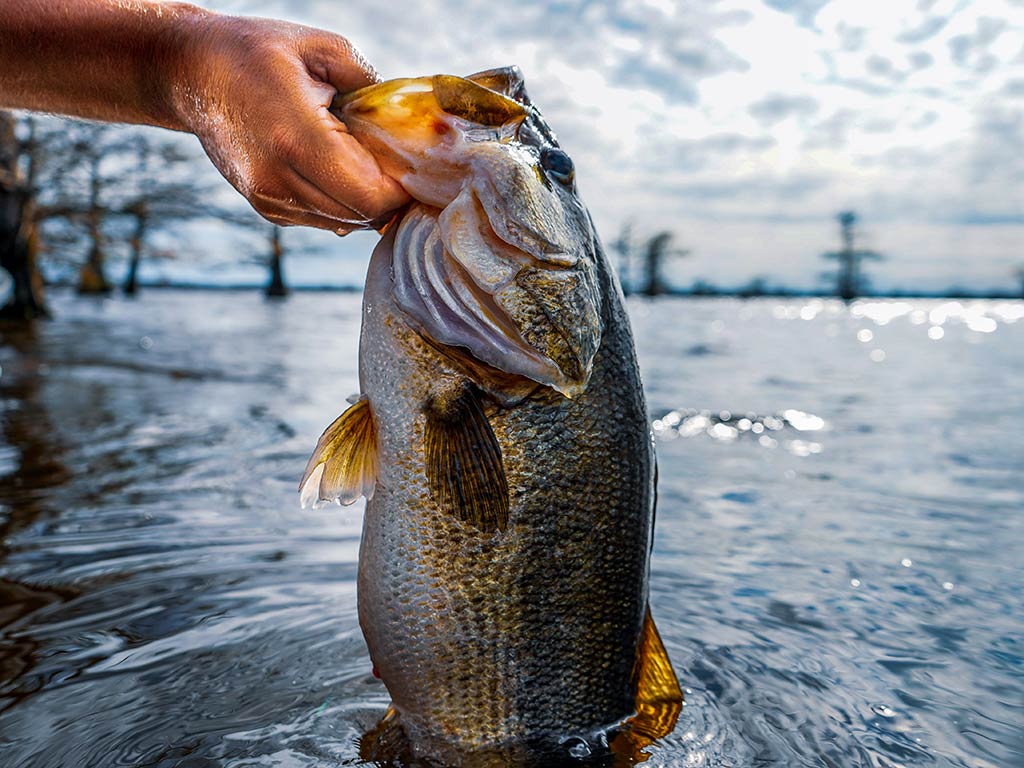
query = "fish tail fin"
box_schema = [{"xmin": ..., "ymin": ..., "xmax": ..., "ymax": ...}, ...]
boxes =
[
  {"xmin": 358, "ymin": 705, "xmax": 407, "ymax": 763},
  {"xmin": 612, "ymin": 607, "xmax": 684, "ymax": 760},
  {"xmin": 299, "ymin": 397, "xmax": 378, "ymax": 508}
]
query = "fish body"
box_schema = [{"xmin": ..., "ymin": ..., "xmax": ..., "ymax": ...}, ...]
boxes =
[{"xmin": 301, "ymin": 68, "xmax": 680, "ymax": 763}]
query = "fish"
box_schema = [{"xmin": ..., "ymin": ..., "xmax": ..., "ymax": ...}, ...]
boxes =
[{"xmin": 299, "ymin": 66, "xmax": 681, "ymax": 765}]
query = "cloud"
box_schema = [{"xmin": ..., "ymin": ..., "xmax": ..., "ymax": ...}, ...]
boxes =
[
  {"xmin": 864, "ymin": 54, "xmax": 904, "ymax": 81},
  {"xmin": 908, "ymin": 50, "xmax": 934, "ymax": 70},
  {"xmin": 185, "ymin": 0, "xmax": 1024, "ymax": 291},
  {"xmin": 968, "ymin": 105, "xmax": 1024, "ymax": 210},
  {"xmin": 948, "ymin": 16, "xmax": 1009, "ymax": 71},
  {"xmin": 802, "ymin": 108, "xmax": 858, "ymax": 149},
  {"xmin": 656, "ymin": 172, "xmax": 830, "ymax": 203},
  {"xmin": 749, "ymin": 94, "xmax": 820, "ymax": 124},
  {"xmin": 1003, "ymin": 78, "xmax": 1024, "ymax": 97},
  {"xmin": 761, "ymin": 0, "xmax": 832, "ymax": 26},
  {"xmin": 896, "ymin": 14, "xmax": 950, "ymax": 44}
]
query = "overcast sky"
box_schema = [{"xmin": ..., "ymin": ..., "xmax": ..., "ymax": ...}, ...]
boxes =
[{"xmin": 169, "ymin": 0, "xmax": 1023, "ymax": 293}]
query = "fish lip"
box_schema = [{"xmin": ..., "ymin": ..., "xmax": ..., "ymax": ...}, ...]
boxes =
[
  {"xmin": 332, "ymin": 77, "xmax": 532, "ymax": 130},
  {"xmin": 331, "ymin": 78, "xmax": 430, "ymax": 113}
]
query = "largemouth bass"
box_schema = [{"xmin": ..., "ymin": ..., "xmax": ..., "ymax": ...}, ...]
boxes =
[{"xmin": 300, "ymin": 67, "xmax": 681, "ymax": 765}]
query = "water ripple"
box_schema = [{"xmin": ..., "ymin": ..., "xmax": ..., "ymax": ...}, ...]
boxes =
[{"xmin": 1, "ymin": 292, "xmax": 1021, "ymax": 767}]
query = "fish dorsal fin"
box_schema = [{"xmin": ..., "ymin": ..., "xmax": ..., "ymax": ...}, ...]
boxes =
[
  {"xmin": 299, "ymin": 397, "xmax": 378, "ymax": 508},
  {"xmin": 424, "ymin": 382, "xmax": 509, "ymax": 532},
  {"xmin": 612, "ymin": 608, "xmax": 683, "ymax": 759}
]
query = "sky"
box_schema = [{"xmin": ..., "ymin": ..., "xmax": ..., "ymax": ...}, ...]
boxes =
[{"xmin": 151, "ymin": 0, "xmax": 1023, "ymax": 293}]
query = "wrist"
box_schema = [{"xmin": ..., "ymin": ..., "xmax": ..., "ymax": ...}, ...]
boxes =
[{"xmin": 152, "ymin": 2, "xmax": 217, "ymax": 132}]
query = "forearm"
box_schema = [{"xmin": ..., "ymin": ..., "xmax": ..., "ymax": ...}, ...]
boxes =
[
  {"xmin": 0, "ymin": 1, "xmax": 410, "ymax": 230},
  {"xmin": 0, "ymin": 0, "xmax": 208, "ymax": 130}
]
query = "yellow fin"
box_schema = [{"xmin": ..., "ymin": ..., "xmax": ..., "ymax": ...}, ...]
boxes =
[
  {"xmin": 425, "ymin": 382, "xmax": 509, "ymax": 532},
  {"xmin": 358, "ymin": 705, "xmax": 409, "ymax": 763},
  {"xmin": 299, "ymin": 397, "xmax": 378, "ymax": 508},
  {"xmin": 432, "ymin": 75, "xmax": 528, "ymax": 127},
  {"xmin": 611, "ymin": 608, "xmax": 683, "ymax": 760},
  {"xmin": 465, "ymin": 66, "xmax": 529, "ymax": 104}
]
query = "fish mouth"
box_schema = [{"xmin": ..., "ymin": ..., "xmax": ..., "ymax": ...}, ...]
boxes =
[
  {"xmin": 333, "ymin": 75, "xmax": 529, "ymax": 128},
  {"xmin": 340, "ymin": 71, "xmax": 603, "ymax": 397}
]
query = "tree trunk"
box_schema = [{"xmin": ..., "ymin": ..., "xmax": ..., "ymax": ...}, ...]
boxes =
[
  {"xmin": 122, "ymin": 213, "xmax": 145, "ymax": 295},
  {"xmin": 836, "ymin": 212, "xmax": 857, "ymax": 301},
  {"xmin": 77, "ymin": 152, "xmax": 110, "ymax": 294},
  {"xmin": 643, "ymin": 233, "xmax": 673, "ymax": 297},
  {"xmin": 77, "ymin": 241, "xmax": 111, "ymax": 294},
  {"xmin": 265, "ymin": 226, "xmax": 288, "ymax": 298},
  {"xmin": 0, "ymin": 112, "xmax": 50, "ymax": 319},
  {"xmin": 643, "ymin": 247, "xmax": 661, "ymax": 296}
]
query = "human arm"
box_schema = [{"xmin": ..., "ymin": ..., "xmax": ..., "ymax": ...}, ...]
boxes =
[{"xmin": 0, "ymin": 1, "xmax": 410, "ymax": 232}]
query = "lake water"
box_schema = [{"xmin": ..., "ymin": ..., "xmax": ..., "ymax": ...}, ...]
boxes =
[{"xmin": 1, "ymin": 290, "xmax": 1021, "ymax": 767}]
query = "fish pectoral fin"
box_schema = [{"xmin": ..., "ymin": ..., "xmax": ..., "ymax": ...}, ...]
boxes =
[
  {"xmin": 299, "ymin": 397, "xmax": 378, "ymax": 509},
  {"xmin": 629, "ymin": 608, "xmax": 684, "ymax": 743},
  {"xmin": 424, "ymin": 382, "xmax": 509, "ymax": 532}
]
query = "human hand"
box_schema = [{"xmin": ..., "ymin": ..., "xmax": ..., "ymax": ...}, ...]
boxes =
[{"xmin": 170, "ymin": 13, "xmax": 410, "ymax": 233}]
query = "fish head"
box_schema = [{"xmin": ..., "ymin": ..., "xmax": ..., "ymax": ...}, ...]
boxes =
[{"xmin": 337, "ymin": 68, "xmax": 602, "ymax": 397}]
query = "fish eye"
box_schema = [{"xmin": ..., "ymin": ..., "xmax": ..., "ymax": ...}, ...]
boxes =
[{"xmin": 540, "ymin": 147, "xmax": 574, "ymax": 184}]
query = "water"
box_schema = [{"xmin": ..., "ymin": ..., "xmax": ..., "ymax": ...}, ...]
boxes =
[{"xmin": 1, "ymin": 291, "xmax": 1021, "ymax": 767}]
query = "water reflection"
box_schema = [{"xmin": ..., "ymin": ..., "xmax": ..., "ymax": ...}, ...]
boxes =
[
  {"xmin": 653, "ymin": 407, "xmax": 826, "ymax": 457},
  {"xmin": 0, "ymin": 322, "xmax": 78, "ymax": 714},
  {"xmin": 768, "ymin": 298, "xmax": 1022, "ymax": 340}
]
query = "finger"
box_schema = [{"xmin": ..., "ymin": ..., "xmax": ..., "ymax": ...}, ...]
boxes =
[
  {"xmin": 276, "ymin": 74, "xmax": 410, "ymax": 221},
  {"xmin": 244, "ymin": 155, "xmax": 368, "ymax": 230},
  {"xmin": 286, "ymin": 166, "xmax": 374, "ymax": 226},
  {"xmin": 255, "ymin": 198, "xmax": 360, "ymax": 234},
  {"xmin": 295, "ymin": 110, "xmax": 410, "ymax": 220}
]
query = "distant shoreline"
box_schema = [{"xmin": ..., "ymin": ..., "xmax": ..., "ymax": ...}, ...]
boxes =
[{"xmin": 41, "ymin": 282, "xmax": 1024, "ymax": 301}]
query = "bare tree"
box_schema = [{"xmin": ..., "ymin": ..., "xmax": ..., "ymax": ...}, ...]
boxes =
[
  {"xmin": 79, "ymin": 130, "xmax": 111, "ymax": 293},
  {"xmin": 821, "ymin": 211, "xmax": 883, "ymax": 300},
  {"xmin": 8, "ymin": 120, "xmax": 122, "ymax": 293},
  {"xmin": 0, "ymin": 112, "xmax": 50, "ymax": 319},
  {"xmin": 8, "ymin": 117, "xmax": 222, "ymax": 296},
  {"xmin": 118, "ymin": 135, "xmax": 212, "ymax": 294},
  {"xmin": 641, "ymin": 231, "xmax": 689, "ymax": 297},
  {"xmin": 265, "ymin": 226, "xmax": 288, "ymax": 298}
]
